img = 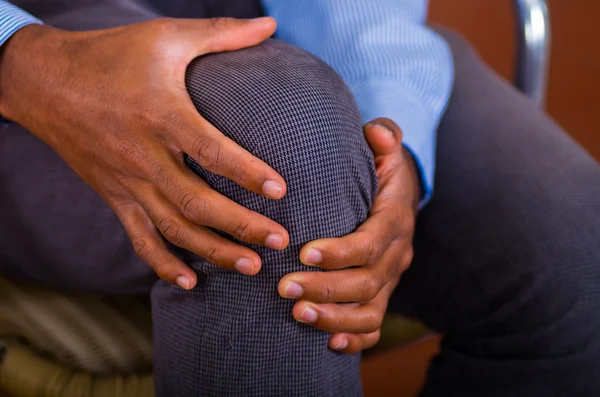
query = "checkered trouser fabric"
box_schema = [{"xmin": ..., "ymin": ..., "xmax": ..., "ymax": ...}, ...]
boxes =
[{"xmin": 151, "ymin": 39, "xmax": 378, "ymax": 396}]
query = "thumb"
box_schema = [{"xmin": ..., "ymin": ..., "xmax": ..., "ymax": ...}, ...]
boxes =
[
  {"xmin": 364, "ymin": 117, "xmax": 403, "ymax": 156},
  {"xmin": 186, "ymin": 16, "xmax": 277, "ymax": 55}
]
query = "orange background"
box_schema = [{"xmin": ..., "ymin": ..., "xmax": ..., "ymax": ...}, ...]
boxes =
[{"xmin": 362, "ymin": 1, "xmax": 600, "ymax": 396}]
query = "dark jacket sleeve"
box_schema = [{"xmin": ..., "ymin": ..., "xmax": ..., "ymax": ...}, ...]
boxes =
[{"xmin": 10, "ymin": 0, "xmax": 160, "ymax": 30}]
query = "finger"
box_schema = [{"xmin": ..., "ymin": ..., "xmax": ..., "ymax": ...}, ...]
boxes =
[
  {"xmin": 281, "ymin": 245, "xmax": 407, "ymax": 303},
  {"xmin": 364, "ymin": 118, "xmax": 402, "ymax": 156},
  {"xmin": 292, "ymin": 301, "xmax": 383, "ymax": 334},
  {"xmin": 329, "ymin": 331, "xmax": 381, "ymax": 354},
  {"xmin": 280, "ymin": 267, "xmax": 376, "ymax": 303},
  {"xmin": 299, "ymin": 223, "xmax": 397, "ymax": 269},
  {"xmin": 300, "ymin": 194, "xmax": 411, "ymax": 270},
  {"xmin": 136, "ymin": 186, "xmax": 264, "ymax": 274},
  {"xmin": 291, "ymin": 278, "xmax": 397, "ymax": 334},
  {"xmin": 114, "ymin": 201, "xmax": 198, "ymax": 289},
  {"xmin": 179, "ymin": 17, "xmax": 277, "ymax": 55},
  {"xmin": 173, "ymin": 107, "xmax": 287, "ymax": 199},
  {"xmin": 300, "ymin": 157, "xmax": 413, "ymax": 270},
  {"xmin": 143, "ymin": 158, "xmax": 289, "ymax": 249}
]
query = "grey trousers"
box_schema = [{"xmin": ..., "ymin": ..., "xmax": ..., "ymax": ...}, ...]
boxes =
[{"xmin": 2, "ymin": 1, "xmax": 600, "ymax": 396}]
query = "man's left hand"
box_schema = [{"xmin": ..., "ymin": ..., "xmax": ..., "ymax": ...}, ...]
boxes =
[{"xmin": 278, "ymin": 118, "xmax": 422, "ymax": 354}]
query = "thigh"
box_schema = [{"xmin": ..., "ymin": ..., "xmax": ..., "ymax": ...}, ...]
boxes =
[
  {"xmin": 389, "ymin": 28, "xmax": 600, "ymax": 395},
  {"xmin": 0, "ymin": 122, "xmax": 156, "ymax": 294}
]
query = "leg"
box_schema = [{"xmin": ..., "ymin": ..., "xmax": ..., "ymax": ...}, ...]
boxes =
[
  {"xmin": 151, "ymin": 39, "xmax": 377, "ymax": 396},
  {"xmin": 389, "ymin": 29, "xmax": 600, "ymax": 396},
  {"xmin": 0, "ymin": 109, "xmax": 156, "ymax": 295},
  {"xmin": 4, "ymin": 2, "xmax": 376, "ymax": 394}
]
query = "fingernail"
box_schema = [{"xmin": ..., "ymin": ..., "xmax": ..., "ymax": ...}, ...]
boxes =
[
  {"xmin": 251, "ymin": 16, "xmax": 272, "ymax": 24},
  {"xmin": 263, "ymin": 180, "xmax": 284, "ymax": 199},
  {"xmin": 176, "ymin": 276, "xmax": 190, "ymax": 290},
  {"xmin": 282, "ymin": 281, "xmax": 303, "ymax": 298},
  {"xmin": 372, "ymin": 124, "xmax": 396, "ymax": 144},
  {"xmin": 372, "ymin": 123, "xmax": 394, "ymax": 137},
  {"xmin": 299, "ymin": 305, "xmax": 318, "ymax": 323},
  {"xmin": 235, "ymin": 257, "xmax": 255, "ymax": 275},
  {"xmin": 304, "ymin": 248, "xmax": 322, "ymax": 265},
  {"xmin": 266, "ymin": 233, "xmax": 284, "ymax": 250},
  {"xmin": 335, "ymin": 338, "xmax": 348, "ymax": 350}
]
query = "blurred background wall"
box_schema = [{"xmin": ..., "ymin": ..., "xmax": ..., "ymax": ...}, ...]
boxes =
[
  {"xmin": 362, "ymin": 1, "xmax": 600, "ymax": 396},
  {"xmin": 429, "ymin": 0, "xmax": 599, "ymax": 159}
]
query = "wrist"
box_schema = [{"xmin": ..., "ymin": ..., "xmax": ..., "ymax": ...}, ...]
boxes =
[{"xmin": 0, "ymin": 24, "xmax": 60, "ymax": 125}]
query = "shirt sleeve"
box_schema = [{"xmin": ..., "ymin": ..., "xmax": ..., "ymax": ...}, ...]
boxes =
[
  {"xmin": 0, "ymin": 1, "xmax": 42, "ymax": 47},
  {"xmin": 260, "ymin": 0, "xmax": 454, "ymax": 205}
]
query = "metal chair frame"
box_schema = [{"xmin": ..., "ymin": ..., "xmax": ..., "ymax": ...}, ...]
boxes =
[{"xmin": 513, "ymin": 0, "xmax": 551, "ymax": 107}]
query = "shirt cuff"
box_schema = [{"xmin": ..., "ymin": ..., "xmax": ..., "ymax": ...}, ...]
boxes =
[
  {"xmin": 347, "ymin": 78, "xmax": 438, "ymax": 208},
  {"xmin": 0, "ymin": 2, "xmax": 42, "ymax": 47}
]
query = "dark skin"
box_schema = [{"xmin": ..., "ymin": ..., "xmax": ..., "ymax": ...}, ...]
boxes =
[
  {"xmin": 281, "ymin": 119, "xmax": 421, "ymax": 352},
  {"xmin": 0, "ymin": 18, "xmax": 419, "ymax": 353}
]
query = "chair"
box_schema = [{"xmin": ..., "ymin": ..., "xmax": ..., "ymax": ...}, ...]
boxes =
[{"xmin": 0, "ymin": 2, "xmax": 551, "ymax": 396}]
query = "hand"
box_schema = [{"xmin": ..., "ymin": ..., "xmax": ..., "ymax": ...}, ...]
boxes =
[
  {"xmin": 278, "ymin": 118, "xmax": 421, "ymax": 353},
  {"xmin": 0, "ymin": 17, "xmax": 289, "ymax": 290}
]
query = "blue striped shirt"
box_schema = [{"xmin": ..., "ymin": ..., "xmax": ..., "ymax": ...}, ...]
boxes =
[
  {"xmin": 0, "ymin": 1, "xmax": 40, "ymax": 46},
  {"xmin": 263, "ymin": 0, "xmax": 454, "ymax": 203},
  {"xmin": 0, "ymin": 0, "xmax": 453, "ymax": 202}
]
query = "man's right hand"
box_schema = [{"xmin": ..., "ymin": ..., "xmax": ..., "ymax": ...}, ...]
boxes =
[{"xmin": 0, "ymin": 17, "xmax": 289, "ymax": 290}]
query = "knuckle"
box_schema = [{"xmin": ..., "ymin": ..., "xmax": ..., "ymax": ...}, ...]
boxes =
[
  {"xmin": 338, "ymin": 243, "xmax": 352, "ymax": 264},
  {"xmin": 362, "ymin": 274, "xmax": 383, "ymax": 301},
  {"xmin": 138, "ymin": 106, "xmax": 176, "ymax": 132},
  {"xmin": 131, "ymin": 235, "xmax": 152, "ymax": 258},
  {"xmin": 202, "ymin": 244, "xmax": 219, "ymax": 264},
  {"xmin": 229, "ymin": 159, "xmax": 249, "ymax": 184},
  {"xmin": 152, "ymin": 164, "xmax": 169, "ymax": 186},
  {"xmin": 328, "ymin": 311, "xmax": 342, "ymax": 330},
  {"xmin": 208, "ymin": 17, "xmax": 233, "ymax": 31},
  {"xmin": 398, "ymin": 213, "xmax": 416, "ymax": 235},
  {"xmin": 232, "ymin": 221, "xmax": 251, "ymax": 242},
  {"xmin": 363, "ymin": 312, "xmax": 383, "ymax": 333},
  {"xmin": 372, "ymin": 312, "xmax": 385, "ymax": 330},
  {"xmin": 117, "ymin": 140, "xmax": 145, "ymax": 168},
  {"xmin": 178, "ymin": 190, "xmax": 200, "ymax": 219},
  {"xmin": 192, "ymin": 137, "xmax": 221, "ymax": 170},
  {"xmin": 324, "ymin": 284, "xmax": 335, "ymax": 303},
  {"xmin": 152, "ymin": 17, "xmax": 180, "ymax": 37},
  {"xmin": 320, "ymin": 283, "xmax": 336, "ymax": 304},
  {"xmin": 364, "ymin": 240, "xmax": 383, "ymax": 266},
  {"xmin": 192, "ymin": 196, "xmax": 213, "ymax": 225},
  {"xmin": 130, "ymin": 101, "xmax": 162, "ymax": 128},
  {"xmin": 145, "ymin": 18, "xmax": 189, "ymax": 62},
  {"xmin": 402, "ymin": 248, "xmax": 414, "ymax": 270},
  {"xmin": 158, "ymin": 217, "xmax": 185, "ymax": 245}
]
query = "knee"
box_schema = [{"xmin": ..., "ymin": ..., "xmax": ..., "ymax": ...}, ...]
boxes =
[{"xmin": 184, "ymin": 39, "xmax": 377, "ymax": 244}]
